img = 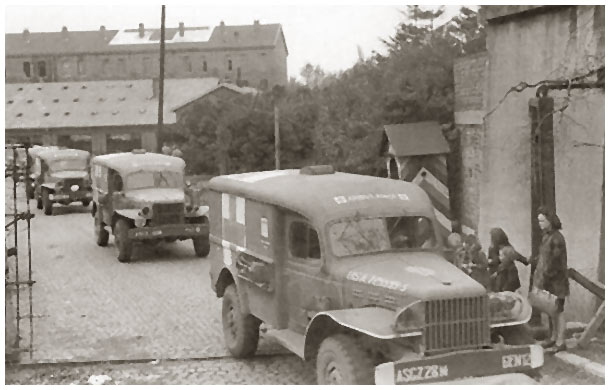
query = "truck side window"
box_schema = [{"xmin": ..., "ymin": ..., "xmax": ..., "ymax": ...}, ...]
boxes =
[{"xmin": 289, "ymin": 221, "xmax": 320, "ymax": 260}]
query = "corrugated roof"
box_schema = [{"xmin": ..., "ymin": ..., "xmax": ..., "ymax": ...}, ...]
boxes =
[
  {"xmin": 170, "ymin": 83, "xmax": 258, "ymax": 111},
  {"xmin": 6, "ymin": 78, "xmax": 220, "ymax": 130},
  {"xmin": 6, "ymin": 23, "xmax": 284, "ymax": 56},
  {"xmin": 384, "ymin": 122, "xmax": 450, "ymax": 157}
]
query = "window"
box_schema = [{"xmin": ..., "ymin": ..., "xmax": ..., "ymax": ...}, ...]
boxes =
[
  {"xmin": 289, "ymin": 221, "xmax": 321, "ymax": 260},
  {"xmin": 38, "ymin": 61, "xmax": 46, "ymax": 78},
  {"xmin": 77, "ymin": 57, "xmax": 86, "ymax": 75},
  {"xmin": 102, "ymin": 58, "xmax": 110, "ymax": 76},
  {"xmin": 183, "ymin": 56, "xmax": 192, "ymax": 72},
  {"xmin": 23, "ymin": 62, "xmax": 31, "ymax": 78},
  {"xmin": 117, "ymin": 58, "xmax": 126, "ymax": 74},
  {"xmin": 202, "ymin": 60, "xmax": 208, "ymax": 72},
  {"xmin": 228, "ymin": 59, "xmax": 232, "ymax": 71},
  {"xmin": 142, "ymin": 57, "xmax": 151, "ymax": 75}
]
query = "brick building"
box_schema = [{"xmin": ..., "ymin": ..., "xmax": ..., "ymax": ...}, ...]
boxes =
[{"xmin": 5, "ymin": 21, "xmax": 288, "ymax": 89}]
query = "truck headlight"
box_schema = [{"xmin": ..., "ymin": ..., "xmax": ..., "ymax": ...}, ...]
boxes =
[
  {"xmin": 134, "ymin": 217, "xmax": 146, "ymax": 228},
  {"xmin": 393, "ymin": 300, "xmax": 425, "ymax": 332},
  {"xmin": 488, "ymin": 291, "xmax": 532, "ymax": 327},
  {"xmin": 138, "ymin": 206, "xmax": 150, "ymax": 218}
]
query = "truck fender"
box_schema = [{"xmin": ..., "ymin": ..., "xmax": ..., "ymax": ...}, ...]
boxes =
[
  {"xmin": 114, "ymin": 209, "xmax": 140, "ymax": 220},
  {"xmin": 303, "ymin": 307, "xmax": 422, "ymax": 361},
  {"xmin": 41, "ymin": 183, "xmax": 55, "ymax": 191},
  {"xmin": 214, "ymin": 267, "xmax": 251, "ymax": 315},
  {"xmin": 189, "ymin": 205, "xmax": 209, "ymax": 218}
]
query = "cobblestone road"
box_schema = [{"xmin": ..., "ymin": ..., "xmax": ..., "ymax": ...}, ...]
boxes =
[{"xmin": 6, "ymin": 184, "xmax": 289, "ymax": 364}]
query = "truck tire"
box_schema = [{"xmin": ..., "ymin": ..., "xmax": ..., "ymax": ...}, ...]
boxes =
[
  {"xmin": 316, "ymin": 334, "xmax": 375, "ymax": 385},
  {"xmin": 193, "ymin": 236, "xmax": 210, "ymax": 257},
  {"xmin": 222, "ymin": 284, "xmax": 260, "ymax": 358},
  {"xmin": 191, "ymin": 216, "xmax": 210, "ymax": 257},
  {"xmin": 42, "ymin": 189, "xmax": 53, "ymax": 215},
  {"xmin": 114, "ymin": 219, "xmax": 133, "ymax": 263},
  {"xmin": 94, "ymin": 210, "xmax": 109, "ymax": 247},
  {"xmin": 82, "ymin": 199, "xmax": 91, "ymax": 207}
]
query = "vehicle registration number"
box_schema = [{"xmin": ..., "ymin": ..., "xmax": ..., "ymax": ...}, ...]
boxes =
[
  {"xmin": 396, "ymin": 364, "xmax": 449, "ymax": 383},
  {"xmin": 502, "ymin": 353, "xmax": 531, "ymax": 369}
]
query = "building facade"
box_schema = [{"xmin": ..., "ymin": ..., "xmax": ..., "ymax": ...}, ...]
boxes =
[
  {"xmin": 462, "ymin": 5, "xmax": 604, "ymax": 321},
  {"xmin": 5, "ymin": 21, "xmax": 288, "ymax": 89}
]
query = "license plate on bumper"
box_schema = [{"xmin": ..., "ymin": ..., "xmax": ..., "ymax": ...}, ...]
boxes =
[
  {"xmin": 374, "ymin": 345, "xmax": 543, "ymax": 385},
  {"xmin": 128, "ymin": 223, "xmax": 208, "ymax": 240}
]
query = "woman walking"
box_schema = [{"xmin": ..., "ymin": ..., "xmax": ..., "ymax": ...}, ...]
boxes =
[{"xmin": 532, "ymin": 207, "xmax": 569, "ymax": 353}]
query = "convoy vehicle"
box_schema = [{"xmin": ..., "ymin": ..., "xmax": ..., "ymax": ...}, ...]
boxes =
[
  {"xmin": 206, "ymin": 166, "xmax": 543, "ymax": 385},
  {"xmin": 29, "ymin": 148, "xmax": 92, "ymax": 215},
  {"xmin": 90, "ymin": 150, "xmax": 210, "ymax": 262}
]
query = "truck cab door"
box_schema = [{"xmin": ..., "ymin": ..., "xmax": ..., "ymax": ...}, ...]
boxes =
[{"xmin": 283, "ymin": 215, "xmax": 326, "ymax": 333}]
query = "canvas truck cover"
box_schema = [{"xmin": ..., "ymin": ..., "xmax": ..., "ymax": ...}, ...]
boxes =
[
  {"xmin": 37, "ymin": 148, "xmax": 90, "ymax": 163},
  {"xmin": 207, "ymin": 169, "xmax": 436, "ymax": 226},
  {"xmin": 92, "ymin": 152, "xmax": 185, "ymax": 176}
]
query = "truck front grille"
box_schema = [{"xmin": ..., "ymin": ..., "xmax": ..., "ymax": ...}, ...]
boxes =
[
  {"xmin": 424, "ymin": 296, "xmax": 490, "ymax": 354},
  {"xmin": 152, "ymin": 203, "xmax": 184, "ymax": 225}
]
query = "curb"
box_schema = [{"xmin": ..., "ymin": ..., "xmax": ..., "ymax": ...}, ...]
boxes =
[{"xmin": 555, "ymin": 351, "xmax": 605, "ymax": 379}]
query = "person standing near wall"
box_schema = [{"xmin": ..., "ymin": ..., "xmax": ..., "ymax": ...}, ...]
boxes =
[
  {"xmin": 488, "ymin": 227, "xmax": 529, "ymax": 292},
  {"xmin": 532, "ymin": 207, "xmax": 569, "ymax": 353}
]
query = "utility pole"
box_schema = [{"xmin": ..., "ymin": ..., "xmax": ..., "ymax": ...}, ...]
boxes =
[
  {"xmin": 274, "ymin": 104, "xmax": 280, "ymax": 170},
  {"xmin": 157, "ymin": 4, "xmax": 166, "ymax": 152}
]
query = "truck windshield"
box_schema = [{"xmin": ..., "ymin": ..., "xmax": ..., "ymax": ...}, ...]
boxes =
[
  {"xmin": 328, "ymin": 216, "xmax": 436, "ymax": 257},
  {"xmin": 125, "ymin": 170, "xmax": 183, "ymax": 190},
  {"xmin": 49, "ymin": 159, "xmax": 87, "ymax": 172}
]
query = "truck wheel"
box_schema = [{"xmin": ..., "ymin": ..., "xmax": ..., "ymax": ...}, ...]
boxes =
[
  {"xmin": 94, "ymin": 210, "xmax": 109, "ymax": 247},
  {"xmin": 316, "ymin": 334, "xmax": 375, "ymax": 385},
  {"xmin": 26, "ymin": 183, "xmax": 34, "ymax": 200},
  {"xmin": 494, "ymin": 324, "xmax": 536, "ymax": 345},
  {"xmin": 42, "ymin": 189, "xmax": 53, "ymax": 215},
  {"xmin": 222, "ymin": 284, "xmax": 260, "ymax": 358},
  {"xmin": 193, "ymin": 236, "xmax": 210, "ymax": 257},
  {"xmin": 114, "ymin": 219, "xmax": 133, "ymax": 263},
  {"xmin": 82, "ymin": 199, "xmax": 91, "ymax": 207}
]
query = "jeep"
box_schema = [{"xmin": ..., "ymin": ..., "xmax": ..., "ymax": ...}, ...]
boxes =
[
  {"xmin": 28, "ymin": 148, "xmax": 92, "ymax": 215},
  {"xmin": 90, "ymin": 150, "xmax": 210, "ymax": 263},
  {"xmin": 207, "ymin": 166, "xmax": 543, "ymax": 385}
]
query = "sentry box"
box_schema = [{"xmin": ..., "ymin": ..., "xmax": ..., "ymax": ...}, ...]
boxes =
[{"xmin": 206, "ymin": 166, "xmax": 543, "ymax": 385}]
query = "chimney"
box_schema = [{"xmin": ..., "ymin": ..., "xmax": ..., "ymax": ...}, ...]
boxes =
[
  {"xmin": 152, "ymin": 77, "xmax": 160, "ymax": 98},
  {"xmin": 99, "ymin": 25, "xmax": 106, "ymax": 40},
  {"xmin": 179, "ymin": 22, "xmax": 185, "ymax": 37},
  {"xmin": 254, "ymin": 20, "xmax": 260, "ymax": 26},
  {"xmin": 138, "ymin": 23, "xmax": 145, "ymax": 38},
  {"xmin": 61, "ymin": 26, "xmax": 69, "ymax": 40},
  {"xmin": 220, "ymin": 20, "xmax": 225, "ymax": 27},
  {"xmin": 23, "ymin": 28, "xmax": 30, "ymax": 42}
]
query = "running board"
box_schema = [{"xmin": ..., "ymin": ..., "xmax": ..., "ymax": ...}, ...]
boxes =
[{"xmin": 265, "ymin": 329, "xmax": 306, "ymax": 359}]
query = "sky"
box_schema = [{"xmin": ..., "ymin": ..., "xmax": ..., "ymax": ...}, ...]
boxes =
[{"xmin": 3, "ymin": 2, "xmax": 464, "ymax": 80}]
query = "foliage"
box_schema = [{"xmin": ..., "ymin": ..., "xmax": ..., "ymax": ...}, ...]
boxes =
[{"xmin": 173, "ymin": 6, "xmax": 486, "ymax": 177}]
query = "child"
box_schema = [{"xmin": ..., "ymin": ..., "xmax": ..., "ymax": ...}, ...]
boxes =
[
  {"xmin": 463, "ymin": 235, "xmax": 490, "ymax": 290},
  {"xmin": 490, "ymin": 246, "xmax": 521, "ymax": 292}
]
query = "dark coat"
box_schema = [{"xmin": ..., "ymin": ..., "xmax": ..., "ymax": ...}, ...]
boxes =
[
  {"xmin": 488, "ymin": 245, "xmax": 526, "ymax": 293},
  {"xmin": 533, "ymin": 229, "xmax": 569, "ymax": 298}
]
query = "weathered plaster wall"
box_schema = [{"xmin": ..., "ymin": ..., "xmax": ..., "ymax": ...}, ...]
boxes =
[{"xmin": 481, "ymin": 5, "xmax": 604, "ymax": 320}]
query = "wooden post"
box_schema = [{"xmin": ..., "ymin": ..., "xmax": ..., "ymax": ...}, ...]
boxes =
[{"xmin": 274, "ymin": 104, "xmax": 280, "ymax": 170}]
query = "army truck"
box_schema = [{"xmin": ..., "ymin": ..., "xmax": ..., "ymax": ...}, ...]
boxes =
[
  {"xmin": 206, "ymin": 166, "xmax": 543, "ymax": 385},
  {"xmin": 29, "ymin": 148, "xmax": 92, "ymax": 215},
  {"xmin": 90, "ymin": 150, "xmax": 210, "ymax": 262}
]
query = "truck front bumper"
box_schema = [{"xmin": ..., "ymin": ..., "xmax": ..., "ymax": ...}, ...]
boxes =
[
  {"xmin": 374, "ymin": 344, "xmax": 543, "ymax": 385},
  {"xmin": 49, "ymin": 191, "xmax": 92, "ymax": 202},
  {"xmin": 128, "ymin": 223, "xmax": 208, "ymax": 240}
]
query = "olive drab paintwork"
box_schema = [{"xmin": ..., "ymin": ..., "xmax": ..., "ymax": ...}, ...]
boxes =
[
  {"xmin": 28, "ymin": 148, "xmax": 93, "ymax": 214},
  {"xmin": 90, "ymin": 151, "xmax": 209, "ymax": 261},
  {"xmin": 207, "ymin": 167, "xmax": 543, "ymax": 385}
]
